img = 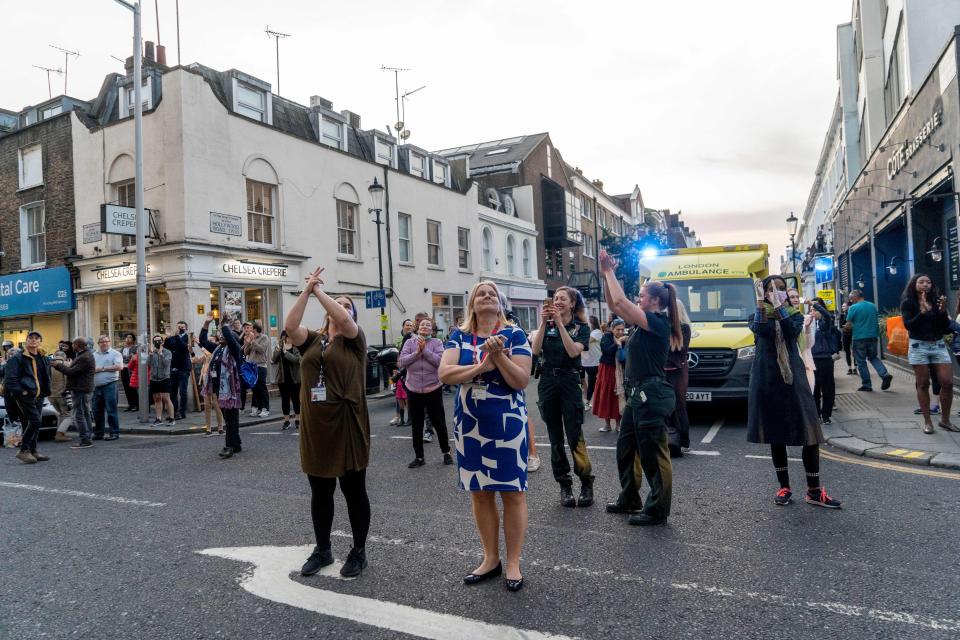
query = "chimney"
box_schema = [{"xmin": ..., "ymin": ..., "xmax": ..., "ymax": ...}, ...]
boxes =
[
  {"xmin": 156, "ymin": 44, "xmax": 167, "ymax": 66},
  {"xmin": 310, "ymin": 95, "xmax": 333, "ymax": 109},
  {"xmin": 592, "ymin": 178, "xmax": 604, "ymax": 191},
  {"xmin": 144, "ymin": 41, "xmax": 155, "ymax": 61},
  {"xmin": 341, "ymin": 109, "xmax": 361, "ymax": 129}
]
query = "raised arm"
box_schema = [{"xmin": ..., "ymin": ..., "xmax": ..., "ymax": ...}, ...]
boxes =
[
  {"xmin": 599, "ymin": 250, "xmax": 649, "ymax": 329},
  {"xmin": 197, "ymin": 315, "xmax": 218, "ymax": 352}
]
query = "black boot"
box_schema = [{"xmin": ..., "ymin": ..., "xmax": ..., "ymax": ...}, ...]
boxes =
[
  {"xmin": 577, "ymin": 478, "xmax": 594, "ymax": 507},
  {"xmin": 560, "ymin": 484, "xmax": 576, "ymax": 508}
]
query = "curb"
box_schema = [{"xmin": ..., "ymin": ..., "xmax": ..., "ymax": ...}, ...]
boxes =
[{"xmin": 826, "ymin": 434, "xmax": 960, "ymax": 471}]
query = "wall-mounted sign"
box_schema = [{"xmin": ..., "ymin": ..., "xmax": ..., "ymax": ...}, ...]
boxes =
[
  {"xmin": 197, "ymin": 304, "xmax": 205, "ymax": 315},
  {"xmin": 948, "ymin": 216, "xmax": 959, "ymax": 290},
  {"xmin": 94, "ymin": 263, "xmax": 153, "ymax": 282},
  {"xmin": 814, "ymin": 255, "xmax": 834, "ymax": 285},
  {"xmin": 0, "ymin": 266, "xmax": 74, "ymax": 318},
  {"xmin": 886, "ymin": 110, "xmax": 943, "ymax": 180},
  {"xmin": 210, "ymin": 212, "xmax": 243, "ymax": 236},
  {"xmin": 219, "ymin": 260, "xmax": 288, "ymax": 280},
  {"xmin": 100, "ymin": 204, "xmax": 138, "ymax": 236},
  {"xmin": 82, "ymin": 223, "xmax": 102, "ymax": 244}
]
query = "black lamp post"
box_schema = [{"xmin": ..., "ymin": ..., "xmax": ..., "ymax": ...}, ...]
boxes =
[
  {"xmin": 786, "ymin": 211, "xmax": 798, "ymax": 274},
  {"xmin": 368, "ymin": 177, "xmax": 386, "ymax": 346}
]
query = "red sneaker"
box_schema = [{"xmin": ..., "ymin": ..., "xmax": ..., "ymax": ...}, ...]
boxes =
[
  {"xmin": 774, "ymin": 487, "xmax": 793, "ymax": 506},
  {"xmin": 805, "ymin": 487, "xmax": 842, "ymax": 509}
]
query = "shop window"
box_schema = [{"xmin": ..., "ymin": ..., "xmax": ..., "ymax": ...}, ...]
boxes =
[
  {"xmin": 18, "ymin": 144, "xmax": 42, "ymax": 189},
  {"xmin": 398, "ymin": 213, "xmax": 412, "ymax": 263},
  {"xmin": 20, "ymin": 202, "xmax": 46, "ymax": 268},
  {"xmin": 246, "ymin": 179, "xmax": 275, "ymax": 245},
  {"xmin": 337, "ymin": 199, "xmax": 358, "ymax": 257},
  {"xmin": 458, "ymin": 227, "xmax": 470, "ymax": 270},
  {"xmin": 427, "ymin": 220, "xmax": 442, "ymax": 266}
]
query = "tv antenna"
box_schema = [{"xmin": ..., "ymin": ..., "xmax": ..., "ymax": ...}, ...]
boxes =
[
  {"xmin": 49, "ymin": 45, "xmax": 79, "ymax": 95},
  {"xmin": 398, "ymin": 85, "xmax": 426, "ymax": 141},
  {"xmin": 33, "ymin": 65, "xmax": 64, "ymax": 99},
  {"xmin": 265, "ymin": 26, "xmax": 291, "ymax": 96},
  {"xmin": 381, "ymin": 65, "xmax": 410, "ymax": 136}
]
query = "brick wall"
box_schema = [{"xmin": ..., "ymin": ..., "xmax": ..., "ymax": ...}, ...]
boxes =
[{"xmin": 0, "ymin": 112, "xmax": 77, "ymax": 275}]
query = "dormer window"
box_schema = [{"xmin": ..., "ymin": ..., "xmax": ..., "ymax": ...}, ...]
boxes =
[
  {"xmin": 120, "ymin": 81, "xmax": 152, "ymax": 118},
  {"xmin": 485, "ymin": 147, "xmax": 509, "ymax": 156},
  {"xmin": 39, "ymin": 104, "xmax": 62, "ymax": 120},
  {"xmin": 409, "ymin": 152, "xmax": 426, "ymax": 178},
  {"xmin": 432, "ymin": 160, "xmax": 448, "ymax": 186},
  {"xmin": 375, "ymin": 138, "xmax": 394, "ymax": 165},
  {"xmin": 320, "ymin": 117, "xmax": 347, "ymax": 150},
  {"xmin": 236, "ymin": 82, "xmax": 266, "ymax": 122}
]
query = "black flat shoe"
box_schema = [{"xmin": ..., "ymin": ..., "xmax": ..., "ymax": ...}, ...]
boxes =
[
  {"xmin": 218, "ymin": 447, "xmax": 234, "ymax": 458},
  {"xmin": 300, "ymin": 546, "xmax": 334, "ymax": 576},
  {"xmin": 443, "ymin": 453, "xmax": 454, "ymax": 465},
  {"xmin": 463, "ymin": 562, "xmax": 502, "ymax": 585},
  {"xmin": 408, "ymin": 457, "xmax": 425, "ymax": 468},
  {"xmin": 340, "ymin": 547, "xmax": 367, "ymax": 578},
  {"xmin": 628, "ymin": 513, "xmax": 666, "ymax": 527},
  {"xmin": 605, "ymin": 501, "xmax": 641, "ymax": 514},
  {"xmin": 505, "ymin": 576, "xmax": 524, "ymax": 592}
]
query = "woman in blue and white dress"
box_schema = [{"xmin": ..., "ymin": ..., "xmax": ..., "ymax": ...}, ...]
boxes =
[{"xmin": 440, "ymin": 281, "xmax": 532, "ymax": 592}]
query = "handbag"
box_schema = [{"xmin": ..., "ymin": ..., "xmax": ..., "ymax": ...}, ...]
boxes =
[{"xmin": 240, "ymin": 360, "xmax": 259, "ymax": 387}]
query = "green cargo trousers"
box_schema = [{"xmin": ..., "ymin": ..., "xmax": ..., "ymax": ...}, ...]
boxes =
[
  {"xmin": 538, "ymin": 369, "xmax": 593, "ymax": 487},
  {"xmin": 615, "ymin": 379, "xmax": 675, "ymax": 520}
]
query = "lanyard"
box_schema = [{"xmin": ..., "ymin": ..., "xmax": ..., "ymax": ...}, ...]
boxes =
[{"xmin": 471, "ymin": 322, "xmax": 501, "ymax": 364}]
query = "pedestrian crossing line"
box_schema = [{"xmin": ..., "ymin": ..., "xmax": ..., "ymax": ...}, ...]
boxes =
[
  {"xmin": 745, "ymin": 454, "xmax": 802, "ymax": 462},
  {"xmin": 701, "ymin": 419, "xmax": 724, "ymax": 444}
]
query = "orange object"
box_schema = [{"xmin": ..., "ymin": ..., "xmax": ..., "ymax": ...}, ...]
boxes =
[{"xmin": 886, "ymin": 316, "xmax": 908, "ymax": 356}]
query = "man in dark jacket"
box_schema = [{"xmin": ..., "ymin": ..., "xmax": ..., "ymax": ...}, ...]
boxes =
[
  {"xmin": 809, "ymin": 298, "xmax": 837, "ymax": 425},
  {"xmin": 165, "ymin": 322, "xmax": 191, "ymax": 420},
  {"xmin": 52, "ymin": 337, "xmax": 96, "ymax": 449},
  {"xmin": 6, "ymin": 331, "xmax": 52, "ymax": 464}
]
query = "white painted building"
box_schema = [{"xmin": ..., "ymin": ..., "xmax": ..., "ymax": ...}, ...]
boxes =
[{"xmin": 69, "ymin": 58, "xmax": 496, "ymax": 347}]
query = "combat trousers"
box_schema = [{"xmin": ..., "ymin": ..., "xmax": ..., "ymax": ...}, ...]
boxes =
[
  {"xmin": 616, "ymin": 378, "xmax": 675, "ymax": 520},
  {"xmin": 538, "ymin": 369, "xmax": 593, "ymax": 487}
]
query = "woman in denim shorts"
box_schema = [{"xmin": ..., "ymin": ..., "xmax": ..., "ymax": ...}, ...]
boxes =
[{"xmin": 900, "ymin": 274, "xmax": 957, "ymax": 434}]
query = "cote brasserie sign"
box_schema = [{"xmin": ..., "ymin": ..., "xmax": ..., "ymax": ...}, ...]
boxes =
[{"xmin": 886, "ymin": 110, "xmax": 943, "ymax": 180}]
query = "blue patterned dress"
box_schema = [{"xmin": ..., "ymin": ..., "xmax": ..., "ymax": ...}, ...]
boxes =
[{"xmin": 445, "ymin": 326, "xmax": 531, "ymax": 492}]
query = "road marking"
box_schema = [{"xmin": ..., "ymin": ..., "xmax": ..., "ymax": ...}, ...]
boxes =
[
  {"xmin": 701, "ymin": 418, "xmax": 724, "ymax": 444},
  {"xmin": 745, "ymin": 454, "xmax": 802, "ymax": 462},
  {"xmin": 323, "ymin": 532, "xmax": 960, "ymax": 633},
  {"xmin": 887, "ymin": 448, "xmax": 909, "ymax": 456},
  {"xmin": 198, "ymin": 545, "xmax": 578, "ymax": 640},
  {"xmin": 903, "ymin": 451, "xmax": 926, "ymax": 459},
  {"xmin": 819, "ymin": 448, "xmax": 960, "ymax": 479},
  {"xmin": 0, "ymin": 481, "xmax": 166, "ymax": 507}
]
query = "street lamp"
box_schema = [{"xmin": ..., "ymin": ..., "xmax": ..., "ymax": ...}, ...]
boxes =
[
  {"xmin": 113, "ymin": 0, "xmax": 149, "ymax": 422},
  {"xmin": 928, "ymin": 236, "xmax": 945, "ymax": 262},
  {"xmin": 368, "ymin": 177, "xmax": 387, "ymax": 346},
  {"xmin": 786, "ymin": 212, "xmax": 798, "ymax": 275}
]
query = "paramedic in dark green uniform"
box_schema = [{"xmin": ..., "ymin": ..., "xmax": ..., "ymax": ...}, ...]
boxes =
[
  {"xmin": 598, "ymin": 250, "xmax": 682, "ymax": 526},
  {"xmin": 530, "ymin": 286, "xmax": 594, "ymax": 508}
]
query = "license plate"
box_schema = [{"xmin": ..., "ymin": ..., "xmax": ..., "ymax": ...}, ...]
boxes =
[{"xmin": 686, "ymin": 391, "xmax": 712, "ymax": 402}]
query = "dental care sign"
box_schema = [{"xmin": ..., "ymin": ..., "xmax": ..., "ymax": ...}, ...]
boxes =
[
  {"xmin": 0, "ymin": 266, "xmax": 74, "ymax": 318},
  {"xmin": 100, "ymin": 204, "xmax": 138, "ymax": 236}
]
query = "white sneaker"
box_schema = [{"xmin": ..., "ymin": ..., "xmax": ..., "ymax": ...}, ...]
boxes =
[
  {"xmin": 248, "ymin": 408, "xmax": 259, "ymax": 417},
  {"xmin": 528, "ymin": 455, "xmax": 541, "ymax": 472},
  {"xmin": 584, "ymin": 402, "xmax": 592, "ymax": 411},
  {"xmin": 259, "ymin": 409, "xmax": 270, "ymax": 418},
  {"xmin": 598, "ymin": 425, "xmax": 611, "ymax": 432},
  {"xmin": 389, "ymin": 417, "xmax": 400, "ymax": 426},
  {"xmin": 423, "ymin": 431, "xmax": 434, "ymax": 443}
]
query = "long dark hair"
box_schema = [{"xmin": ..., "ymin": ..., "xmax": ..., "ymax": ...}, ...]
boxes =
[
  {"xmin": 901, "ymin": 273, "xmax": 938, "ymax": 307},
  {"xmin": 555, "ymin": 286, "xmax": 589, "ymax": 324},
  {"xmin": 644, "ymin": 281, "xmax": 682, "ymax": 350}
]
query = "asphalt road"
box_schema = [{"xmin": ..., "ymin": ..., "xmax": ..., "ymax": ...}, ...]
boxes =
[{"xmin": 2, "ymin": 391, "xmax": 959, "ymax": 640}]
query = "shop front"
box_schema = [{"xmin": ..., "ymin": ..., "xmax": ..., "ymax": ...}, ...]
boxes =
[
  {"xmin": 0, "ymin": 266, "xmax": 74, "ymax": 353},
  {"xmin": 873, "ymin": 212, "xmax": 910, "ymax": 313}
]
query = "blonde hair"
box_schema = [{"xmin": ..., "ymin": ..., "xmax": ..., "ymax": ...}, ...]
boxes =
[
  {"xmin": 460, "ymin": 281, "xmax": 509, "ymax": 335},
  {"xmin": 670, "ymin": 298, "xmax": 691, "ymax": 351}
]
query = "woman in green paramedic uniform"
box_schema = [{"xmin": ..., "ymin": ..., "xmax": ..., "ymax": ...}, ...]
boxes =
[{"xmin": 529, "ymin": 286, "xmax": 594, "ymax": 508}]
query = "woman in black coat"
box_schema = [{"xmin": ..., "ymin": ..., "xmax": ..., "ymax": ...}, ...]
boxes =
[{"xmin": 747, "ymin": 275, "xmax": 841, "ymax": 509}]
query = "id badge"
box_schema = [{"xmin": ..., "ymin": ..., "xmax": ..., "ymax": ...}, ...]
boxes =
[
  {"xmin": 210, "ymin": 370, "xmax": 217, "ymax": 379},
  {"xmin": 311, "ymin": 384, "xmax": 327, "ymax": 402},
  {"xmin": 638, "ymin": 390, "xmax": 647, "ymax": 404},
  {"xmin": 471, "ymin": 384, "xmax": 488, "ymax": 401}
]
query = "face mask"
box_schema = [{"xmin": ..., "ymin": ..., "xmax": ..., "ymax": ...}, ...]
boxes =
[{"xmin": 153, "ymin": 340, "xmax": 162, "ymax": 347}]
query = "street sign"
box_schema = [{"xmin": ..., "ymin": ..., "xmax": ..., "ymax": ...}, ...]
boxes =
[
  {"xmin": 365, "ymin": 289, "xmax": 387, "ymax": 309},
  {"xmin": 814, "ymin": 255, "xmax": 834, "ymax": 285},
  {"xmin": 379, "ymin": 313, "xmax": 390, "ymax": 331},
  {"xmin": 100, "ymin": 204, "xmax": 138, "ymax": 236},
  {"xmin": 819, "ymin": 288, "xmax": 836, "ymax": 311}
]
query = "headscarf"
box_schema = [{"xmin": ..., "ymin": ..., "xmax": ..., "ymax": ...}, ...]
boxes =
[{"xmin": 759, "ymin": 276, "xmax": 800, "ymax": 385}]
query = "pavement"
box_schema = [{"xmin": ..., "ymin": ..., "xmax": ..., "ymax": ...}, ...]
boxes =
[{"xmin": 826, "ymin": 357, "xmax": 960, "ymax": 470}]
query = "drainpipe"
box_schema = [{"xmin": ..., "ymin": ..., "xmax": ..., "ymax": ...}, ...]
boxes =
[
  {"xmin": 383, "ymin": 165, "xmax": 395, "ymax": 343},
  {"xmin": 592, "ymin": 195, "xmax": 602, "ymax": 320},
  {"xmin": 905, "ymin": 201, "xmax": 915, "ymax": 280}
]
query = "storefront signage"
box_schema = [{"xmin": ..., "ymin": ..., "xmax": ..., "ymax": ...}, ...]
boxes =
[
  {"xmin": 948, "ymin": 216, "xmax": 960, "ymax": 290},
  {"xmin": 82, "ymin": 223, "xmax": 102, "ymax": 244},
  {"xmin": 886, "ymin": 110, "xmax": 943, "ymax": 180},
  {"xmin": 0, "ymin": 266, "xmax": 74, "ymax": 318},
  {"xmin": 210, "ymin": 212, "xmax": 243, "ymax": 236},
  {"xmin": 100, "ymin": 204, "xmax": 138, "ymax": 236},
  {"xmin": 94, "ymin": 263, "xmax": 152, "ymax": 282},
  {"xmin": 220, "ymin": 260, "xmax": 288, "ymax": 280},
  {"xmin": 818, "ymin": 289, "xmax": 836, "ymax": 311}
]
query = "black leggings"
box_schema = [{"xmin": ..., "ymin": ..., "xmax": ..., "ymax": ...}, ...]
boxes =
[
  {"xmin": 771, "ymin": 444, "xmax": 820, "ymax": 490},
  {"xmin": 407, "ymin": 387, "xmax": 450, "ymax": 458},
  {"xmin": 308, "ymin": 470, "xmax": 370, "ymax": 552},
  {"xmin": 584, "ymin": 366, "xmax": 599, "ymax": 402},
  {"xmin": 278, "ymin": 382, "xmax": 301, "ymax": 416}
]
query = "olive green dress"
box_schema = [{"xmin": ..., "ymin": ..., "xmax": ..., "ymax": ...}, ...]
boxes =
[{"xmin": 298, "ymin": 328, "xmax": 370, "ymax": 477}]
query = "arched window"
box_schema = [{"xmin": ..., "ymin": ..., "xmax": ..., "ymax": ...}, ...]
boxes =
[
  {"xmin": 522, "ymin": 239, "xmax": 532, "ymax": 277},
  {"xmin": 482, "ymin": 227, "xmax": 493, "ymax": 271},
  {"xmin": 243, "ymin": 157, "xmax": 280, "ymax": 246},
  {"xmin": 506, "ymin": 234, "xmax": 516, "ymax": 276}
]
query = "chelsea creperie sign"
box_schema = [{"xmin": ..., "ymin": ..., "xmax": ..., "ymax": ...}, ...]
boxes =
[{"xmin": 886, "ymin": 110, "xmax": 943, "ymax": 180}]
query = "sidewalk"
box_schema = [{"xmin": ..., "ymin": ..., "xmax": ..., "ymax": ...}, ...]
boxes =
[{"xmin": 825, "ymin": 358, "xmax": 960, "ymax": 470}]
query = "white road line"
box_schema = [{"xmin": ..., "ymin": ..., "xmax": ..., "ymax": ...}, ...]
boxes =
[
  {"xmin": 684, "ymin": 449, "xmax": 720, "ymax": 456},
  {"xmin": 199, "ymin": 545, "xmax": 578, "ymax": 640},
  {"xmin": 745, "ymin": 454, "xmax": 802, "ymax": 462},
  {"xmin": 701, "ymin": 418, "xmax": 724, "ymax": 444},
  {"xmin": 327, "ymin": 532, "xmax": 960, "ymax": 633},
  {"xmin": 0, "ymin": 481, "xmax": 166, "ymax": 507}
]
